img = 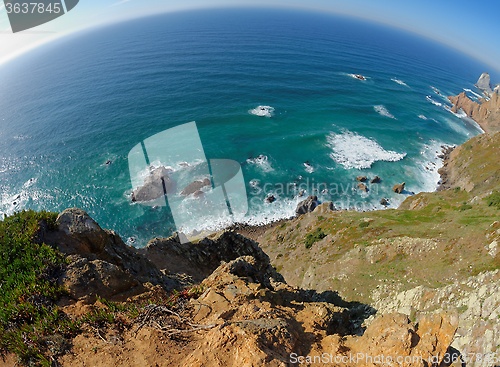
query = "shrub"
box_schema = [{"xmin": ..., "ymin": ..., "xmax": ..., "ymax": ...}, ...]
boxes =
[
  {"xmin": 305, "ymin": 228, "xmax": 327, "ymax": 249},
  {"xmin": 486, "ymin": 191, "xmax": 500, "ymax": 210},
  {"xmin": 0, "ymin": 210, "xmax": 72, "ymax": 365}
]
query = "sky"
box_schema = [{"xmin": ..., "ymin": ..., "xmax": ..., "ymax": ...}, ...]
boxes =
[{"xmin": 0, "ymin": 0, "xmax": 499, "ymax": 72}]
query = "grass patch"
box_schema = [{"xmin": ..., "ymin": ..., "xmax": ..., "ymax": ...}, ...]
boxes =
[
  {"xmin": 305, "ymin": 228, "xmax": 327, "ymax": 249},
  {"xmin": 458, "ymin": 203, "xmax": 473, "ymax": 211}
]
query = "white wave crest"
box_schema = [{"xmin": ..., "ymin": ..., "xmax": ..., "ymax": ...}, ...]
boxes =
[
  {"xmin": 249, "ymin": 105, "xmax": 274, "ymax": 117},
  {"xmin": 326, "ymin": 130, "xmax": 406, "ymax": 170},
  {"xmin": 246, "ymin": 154, "xmax": 273, "ymax": 172},
  {"xmin": 464, "ymin": 88, "xmax": 483, "ymax": 100},
  {"xmin": 374, "ymin": 105, "xmax": 396, "ymax": 119},
  {"xmin": 426, "ymin": 96, "xmax": 442, "ymax": 107},
  {"xmin": 418, "ymin": 115, "xmax": 428, "ymax": 120},
  {"xmin": 303, "ymin": 161, "xmax": 314, "ymax": 173},
  {"xmin": 391, "ymin": 78, "xmax": 409, "ymax": 87}
]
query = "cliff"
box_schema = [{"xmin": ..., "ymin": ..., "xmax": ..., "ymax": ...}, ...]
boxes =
[
  {"xmin": 448, "ymin": 73, "xmax": 500, "ymax": 133},
  {"xmin": 0, "ymin": 209, "xmax": 460, "ymax": 367}
]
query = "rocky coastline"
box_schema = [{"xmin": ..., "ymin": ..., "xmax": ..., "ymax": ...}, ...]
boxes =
[{"xmin": 1, "ymin": 74, "xmax": 499, "ymax": 367}]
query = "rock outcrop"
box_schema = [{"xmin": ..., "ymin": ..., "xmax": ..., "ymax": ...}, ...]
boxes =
[
  {"xmin": 59, "ymin": 252, "xmax": 459, "ymax": 367},
  {"xmin": 296, "ymin": 195, "xmax": 319, "ymax": 215},
  {"xmin": 43, "ymin": 208, "xmax": 177, "ymax": 301}
]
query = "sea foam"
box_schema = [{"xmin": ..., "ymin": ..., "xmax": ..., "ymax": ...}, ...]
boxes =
[
  {"xmin": 326, "ymin": 130, "xmax": 406, "ymax": 170},
  {"xmin": 246, "ymin": 154, "xmax": 274, "ymax": 172},
  {"xmin": 249, "ymin": 105, "xmax": 274, "ymax": 117},
  {"xmin": 374, "ymin": 105, "xmax": 396, "ymax": 119},
  {"xmin": 391, "ymin": 78, "xmax": 409, "ymax": 87}
]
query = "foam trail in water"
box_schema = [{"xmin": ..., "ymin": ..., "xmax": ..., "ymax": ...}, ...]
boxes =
[
  {"xmin": 426, "ymin": 96, "xmax": 442, "ymax": 107},
  {"xmin": 418, "ymin": 115, "xmax": 428, "ymax": 120},
  {"xmin": 391, "ymin": 78, "xmax": 409, "ymax": 87},
  {"xmin": 464, "ymin": 88, "xmax": 483, "ymax": 100},
  {"xmin": 374, "ymin": 105, "xmax": 396, "ymax": 119},
  {"xmin": 326, "ymin": 130, "xmax": 406, "ymax": 170}
]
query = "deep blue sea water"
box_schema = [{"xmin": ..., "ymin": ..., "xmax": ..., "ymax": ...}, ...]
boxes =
[{"xmin": 0, "ymin": 8, "xmax": 494, "ymax": 245}]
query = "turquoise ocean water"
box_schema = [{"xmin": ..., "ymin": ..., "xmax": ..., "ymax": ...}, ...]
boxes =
[{"xmin": 0, "ymin": 8, "xmax": 495, "ymax": 245}]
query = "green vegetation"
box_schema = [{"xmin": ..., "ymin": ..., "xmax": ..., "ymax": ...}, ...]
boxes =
[
  {"xmin": 486, "ymin": 191, "xmax": 500, "ymax": 210},
  {"xmin": 304, "ymin": 228, "xmax": 326, "ymax": 249},
  {"xmin": 0, "ymin": 210, "xmax": 72, "ymax": 366}
]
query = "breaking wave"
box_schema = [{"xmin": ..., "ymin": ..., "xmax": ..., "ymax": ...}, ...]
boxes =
[
  {"xmin": 374, "ymin": 105, "xmax": 396, "ymax": 119},
  {"xmin": 249, "ymin": 105, "xmax": 274, "ymax": 117},
  {"xmin": 326, "ymin": 130, "xmax": 406, "ymax": 170}
]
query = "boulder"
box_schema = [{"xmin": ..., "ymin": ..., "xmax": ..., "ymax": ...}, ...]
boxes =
[
  {"xmin": 131, "ymin": 166, "xmax": 173, "ymax": 202},
  {"xmin": 476, "ymin": 72, "xmax": 493, "ymax": 96},
  {"xmin": 393, "ymin": 182, "xmax": 406, "ymax": 194},
  {"xmin": 356, "ymin": 176, "xmax": 367, "ymax": 182},
  {"xmin": 370, "ymin": 176, "xmax": 381, "ymax": 184},
  {"xmin": 295, "ymin": 195, "xmax": 319, "ymax": 215},
  {"xmin": 357, "ymin": 183, "xmax": 368, "ymax": 192},
  {"xmin": 380, "ymin": 198, "xmax": 389, "ymax": 206}
]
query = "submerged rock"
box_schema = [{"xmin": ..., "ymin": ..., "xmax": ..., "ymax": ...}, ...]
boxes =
[
  {"xmin": 357, "ymin": 183, "xmax": 368, "ymax": 192},
  {"xmin": 370, "ymin": 176, "xmax": 381, "ymax": 184},
  {"xmin": 356, "ymin": 176, "xmax": 367, "ymax": 182}
]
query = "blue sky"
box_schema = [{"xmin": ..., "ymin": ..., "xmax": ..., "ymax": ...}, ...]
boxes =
[{"xmin": 0, "ymin": 0, "xmax": 499, "ymax": 72}]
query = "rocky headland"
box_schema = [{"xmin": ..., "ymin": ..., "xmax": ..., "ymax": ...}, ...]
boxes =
[{"xmin": 448, "ymin": 72, "xmax": 500, "ymax": 133}]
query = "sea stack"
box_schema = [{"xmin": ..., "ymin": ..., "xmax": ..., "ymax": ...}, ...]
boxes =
[{"xmin": 476, "ymin": 72, "xmax": 493, "ymax": 96}]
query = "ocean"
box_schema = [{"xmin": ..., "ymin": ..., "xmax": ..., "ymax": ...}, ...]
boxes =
[{"xmin": 0, "ymin": 8, "xmax": 493, "ymax": 246}]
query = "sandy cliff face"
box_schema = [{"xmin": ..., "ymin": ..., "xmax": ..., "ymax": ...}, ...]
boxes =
[{"xmin": 448, "ymin": 90, "xmax": 500, "ymax": 133}]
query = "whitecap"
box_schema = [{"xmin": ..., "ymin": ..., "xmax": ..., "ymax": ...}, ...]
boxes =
[
  {"xmin": 326, "ymin": 130, "xmax": 406, "ymax": 170},
  {"xmin": 426, "ymin": 95, "xmax": 442, "ymax": 107},
  {"xmin": 303, "ymin": 161, "xmax": 314, "ymax": 173},
  {"xmin": 374, "ymin": 105, "xmax": 396, "ymax": 119},
  {"xmin": 347, "ymin": 73, "xmax": 368, "ymax": 81},
  {"xmin": 249, "ymin": 105, "xmax": 274, "ymax": 118},
  {"xmin": 418, "ymin": 115, "xmax": 428, "ymax": 120},
  {"xmin": 246, "ymin": 154, "xmax": 274, "ymax": 172},
  {"xmin": 415, "ymin": 141, "xmax": 455, "ymax": 192},
  {"xmin": 391, "ymin": 78, "xmax": 409, "ymax": 87},
  {"xmin": 23, "ymin": 178, "xmax": 37, "ymax": 188}
]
